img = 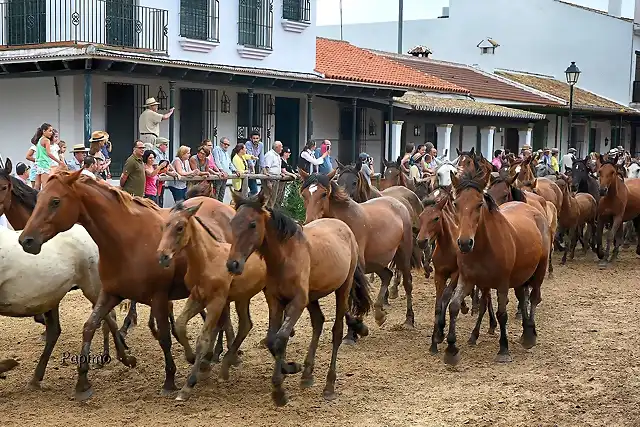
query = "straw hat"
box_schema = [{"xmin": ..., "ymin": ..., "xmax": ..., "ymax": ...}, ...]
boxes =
[
  {"xmin": 143, "ymin": 97, "xmax": 160, "ymax": 107},
  {"xmin": 522, "ymin": 144, "xmax": 531, "ymax": 151},
  {"xmin": 155, "ymin": 137, "xmax": 169, "ymax": 146},
  {"xmin": 89, "ymin": 131, "xmax": 109, "ymax": 143},
  {"xmin": 72, "ymin": 143, "xmax": 89, "ymax": 153}
]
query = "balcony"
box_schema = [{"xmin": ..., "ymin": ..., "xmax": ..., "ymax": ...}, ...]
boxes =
[
  {"xmin": 0, "ymin": 0, "xmax": 168, "ymax": 54},
  {"xmin": 633, "ymin": 81, "xmax": 640, "ymax": 104}
]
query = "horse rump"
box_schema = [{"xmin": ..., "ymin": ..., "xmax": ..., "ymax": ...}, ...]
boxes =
[{"xmin": 349, "ymin": 263, "xmax": 373, "ymax": 317}]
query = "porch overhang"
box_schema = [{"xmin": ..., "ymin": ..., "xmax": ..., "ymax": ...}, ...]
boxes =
[
  {"xmin": 506, "ymin": 104, "xmax": 640, "ymax": 121},
  {"xmin": 0, "ymin": 46, "xmax": 406, "ymax": 99}
]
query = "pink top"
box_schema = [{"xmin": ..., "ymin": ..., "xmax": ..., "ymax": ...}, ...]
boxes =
[
  {"xmin": 145, "ymin": 174, "xmax": 158, "ymax": 196},
  {"xmin": 492, "ymin": 157, "xmax": 502, "ymax": 169},
  {"xmin": 207, "ymin": 154, "xmax": 216, "ymax": 170}
]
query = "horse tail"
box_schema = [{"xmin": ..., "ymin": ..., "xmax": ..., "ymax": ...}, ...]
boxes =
[
  {"xmin": 349, "ymin": 263, "xmax": 373, "ymax": 317},
  {"xmin": 410, "ymin": 243, "xmax": 423, "ymax": 270}
]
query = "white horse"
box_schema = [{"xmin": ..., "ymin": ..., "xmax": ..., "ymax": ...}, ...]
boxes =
[
  {"xmin": 434, "ymin": 162, "xmax": 458, "ymax": 187},
  {"xmin": 0, "ymin": 224, "xmax": 125, "ymax": 387},
  {"xmin": 626, "ymin": 162, "xmax": 640, "ymax": 179}
]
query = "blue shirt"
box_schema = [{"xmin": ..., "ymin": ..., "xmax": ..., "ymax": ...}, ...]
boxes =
[
  {"xmin": 245, "ymin": 140, "xmax": 264, "ymax": 172},
  {"xmin": 212, "ymin": 145, "xmax": 236, "ymax": 174},
  {"xmin": 315, "ymin": 148, "xmax": 333, "ymax": 175}
]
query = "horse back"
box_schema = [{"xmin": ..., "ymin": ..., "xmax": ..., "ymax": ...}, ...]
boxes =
[
  {"xmin": 575, "ymin": 193, "xmax": 597, "ymax": 223},
  {"xmin": 381, "ymin": 186, "xmax": 422, "ymax": 228},
  {"xmin": 622, "ymin": 178, "xmax": 640, "ymax": 221}
]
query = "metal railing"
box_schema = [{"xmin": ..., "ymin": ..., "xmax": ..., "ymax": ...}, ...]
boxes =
[
  {"xmin": 0, "ymin": 0, "xmax": 168, "ymax": 53},
  {"xmin": 633, "ymin": 81, "xmax": 640, "ymax": 103},
  {"xmin": 282, "ymin": 0, "xmax": 310, "ymax": 22},
  {"xmin": 238, "ymin": 0, "xmax": 273, "ymax": 49},
  {"xmin": 179, "ymin": 0, "xmax": 219, "ymax": 42},
  {"xmin": 159, "ymin": 173, "xmax": 295, "ymax": 197}
]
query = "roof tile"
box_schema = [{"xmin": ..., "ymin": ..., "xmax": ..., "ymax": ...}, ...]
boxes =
[{"xmin": 316, "ymin": 38, "xmax": 468, "ymax": 94}]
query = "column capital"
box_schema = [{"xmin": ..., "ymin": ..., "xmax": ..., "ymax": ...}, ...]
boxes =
[
  {"xmin": 169, "ymin": 80, "xmax": 176, "ymax": 88},
  {"xmin": 385, "ymin": 120, "xmax": 404, "ymax": 126},
  {"xmin": 437, "ymin": 123, "xmax": 454, "ymax": 128},
  {"xmin": 307, "ymin": 94, "xmax": 313, "ymax": 100}
]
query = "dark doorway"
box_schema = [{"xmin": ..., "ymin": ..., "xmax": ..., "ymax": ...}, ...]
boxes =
[
  {"xmin": 106, "ymin": 0, "xmax": 136, "ymax": 48},
  {"xmin": 7, "ymin": 0, "xmax": 46, "ymax": 45},
  {"xmin": 105, "ymin": 83, "xmax": 135, "ymax": 176},
  {"xmin": 180, "ymin": 89, "xmax": 205, "ymax": 151},
  {"xmin": 274, "ymin": 97, "xmax": 300, "ymax": 167},
  {"xmin": 588, "ymin": 128, "xmax": 596, "ymax": 154},
  {"xmin": 236, "ymin": 93, "xmax": 269, "ymax": 145},
  {"xmin": 505, "ymin": 128, "xmax": 519, "ymax": 153},
  {"xmin": 338, "ymin": 105, "xmax": 364, "ymax": 164}
]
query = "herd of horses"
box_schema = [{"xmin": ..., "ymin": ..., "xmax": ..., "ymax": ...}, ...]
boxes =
[{"xmin": 0, "ymin": 145, "xmax": 638, "ymax": 407}]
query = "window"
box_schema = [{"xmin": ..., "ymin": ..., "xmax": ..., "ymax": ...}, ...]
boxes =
[
  {"xmin": 180, "ymin": 0, "xmax": 219, "ymax": 41},
  {"xmin": 238, "ymin": 0, "xmax": 273, "ymax": 49},
  {"xmin": 6, "ymin": 0, "xmax": 47, "ymax": 46},
  {"xmin": 481, "ymin": 47, "xmax": 495, "ymax": 55},
  {"xmin": 282, "ymin": 0, "xmax": 310, "ymax": 22}
]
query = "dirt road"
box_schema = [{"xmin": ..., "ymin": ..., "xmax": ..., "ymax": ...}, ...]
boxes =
[{"xmin": 1, "ymin": 251, "xmax": 639, "ymax": 426}]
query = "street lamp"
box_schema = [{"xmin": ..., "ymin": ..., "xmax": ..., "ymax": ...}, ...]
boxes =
[{"xmin": 565, "ymin": 61, "xmax": 581, "ymax": 150}]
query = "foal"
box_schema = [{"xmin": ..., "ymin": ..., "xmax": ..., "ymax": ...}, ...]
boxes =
[
  {"xmin": 226, "ymin": 190, "xmax": 372, "ymax": 406},
  {"xmin": 157, "ymin": 201, "xmax": 267, "ymax": 401},
  {"xmin": 555, "ymin": 177, "xmax": 597, "ymax": 264}
]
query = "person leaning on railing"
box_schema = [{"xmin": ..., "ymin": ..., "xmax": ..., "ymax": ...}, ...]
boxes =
[
  {"xmin": 166, "ymin": 145, "xmax": 197, "ymax": 203},
  {"xmin": 230, "ymin": 142, "xmax": 258, "ymax": 192}
]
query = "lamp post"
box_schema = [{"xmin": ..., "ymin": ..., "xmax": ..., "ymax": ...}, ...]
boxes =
[{"xmin": 565, "ymin": 61, "xmax": 581, "ymax": 150}]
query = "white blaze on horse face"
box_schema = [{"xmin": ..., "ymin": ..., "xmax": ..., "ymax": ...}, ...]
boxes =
[
  {"xmin": 309, "ymin": 184, "xmax": 318, "ymax": 194},
  {"xmin": 515, "ymin": 165, "xmax": 522, "ymax": 174},
  {"xmin": 433, "ymin": 189, "xmax": 440, "ymax": 197}
]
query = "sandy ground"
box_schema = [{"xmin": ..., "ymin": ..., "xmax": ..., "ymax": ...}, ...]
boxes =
[{"xmin": 1, "ymin": 250, "xmax": 640, "ymax": 427}]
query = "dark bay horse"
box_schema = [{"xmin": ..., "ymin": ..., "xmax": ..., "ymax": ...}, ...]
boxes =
[
  {"xmin": 18, "ymin": 170, "xmax": 232, "ymax": 400},
  {"xmin": 595, "ymin": 155, "xmax": 640, "ymax": 268},
  {"xmin": 226, "ymin": 190, "xmax": 372, "ymax": 406},
  {"xmin": 555, "ymin": 176, "xmax": 597, "ymax": 263},
  {"xmin": 444, "ymin": 166, "xmax": 549, "ymax": 365},
  {"xmin": 299, "ymin": 169, "xmax": 415, "ymax": 331}
]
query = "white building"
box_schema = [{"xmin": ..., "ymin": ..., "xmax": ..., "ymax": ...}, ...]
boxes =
[{"xmin": 318, "ymin": 0, "xmax": 640, "ymax": 107}]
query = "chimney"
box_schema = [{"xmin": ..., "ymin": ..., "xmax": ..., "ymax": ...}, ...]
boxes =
[
  {"xmin": 439, "ymin": 7, "xmax": 449, "ymax": 18},
  {"xmin": 608, "ymin": 0, "xmax": 622, "ymax": 17}
]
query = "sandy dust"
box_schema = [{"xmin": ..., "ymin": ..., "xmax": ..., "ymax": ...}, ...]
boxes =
[{"xmin": 1, "ymin": 250, "xmax": 640, "ymax": 427}]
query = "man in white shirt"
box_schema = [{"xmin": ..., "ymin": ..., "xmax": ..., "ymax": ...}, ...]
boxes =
[
  {"xmin": 138, "ymin": 97, "xmax": 174, "ymax": 147},
  {"xmin": 80, "ymin": 156, "xmax": 99, "ymax": 180},
  {"xmin": 562, "ymin": 147, "xmax": 577, "ymax": 173},
  {"xmin": 263, "ymin": 141, "xmax": 284, "ymax": 208}
]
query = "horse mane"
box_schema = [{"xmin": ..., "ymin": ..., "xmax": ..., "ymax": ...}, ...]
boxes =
[
  {"xmin": 600, "ymin": 156, "xmax": 627, "ymax": 178},
  {"xmin": 455, "ymin": 170, "xmax": 498, "ymax": 212},
  {"xmin": 170, "ymin": 201, "xmax": 220, "ymax": 242},
  {"xmin": 302, "ymin": 172, "xmax": 351, "ymax": 203},
  {"xmin": 233, "ymin": 192, "xmax": 301, "ymax": 242},
  {"xmin": 422, "ymin": 186, "xmax": 452, "ymax": 207},
  {"xmin": 0, "ymin": 167, "xmax": 38, "ymax": 210},
  {"xmin": 52, "ymin": 171, "xmax": 160, "ymax": 214}
]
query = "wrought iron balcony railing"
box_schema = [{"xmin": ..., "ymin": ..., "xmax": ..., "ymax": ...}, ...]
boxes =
[{"xmin": 0, "ymin": 0, "xmax": 168, "ymax": 53}]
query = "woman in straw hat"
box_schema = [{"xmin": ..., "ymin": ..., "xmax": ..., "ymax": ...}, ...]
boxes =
[{"xmin": 89, "ymin": 131, "xmax": 112, "ymax": 179}]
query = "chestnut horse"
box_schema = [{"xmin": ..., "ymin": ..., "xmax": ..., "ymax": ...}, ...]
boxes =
[
  {"xmin": 157, "ymin": 201, "xmax": 266, "ymax": 401},
  {"xmin": 226, "ymin": 190, "xmax": 372, "ymax": 406},
  {"xmin": 416, "ymin": 187, "xmax": 494, "ymax": 355},
  {"xmin": 555, "ymin": 176, "xmax": 597, "ymax": 264},
  {"xmin": 596, "ymin": 155, "xmax": 640, "ymax": 267},
  {"xmin": 18, "ymin": 170, "xmax": 233, "ymax": 400},
  {"xmin": 299, "ymin": 169, "xmax": 415, "ymax": 331},
  {"xmin": 379, "ymin": 157, "xmax": 417, "ymax": 192},
  {"xmin": 444, "ymin": 166, "xmax": 549, "ymax": 365},
  {"xmin": 509, "ymin": 157, "xmax": 563, "ymax": 214}
]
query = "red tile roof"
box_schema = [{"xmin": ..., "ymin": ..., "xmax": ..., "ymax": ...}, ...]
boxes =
[
  {"xmin": 315, "ymin": 38, "xmax": 469, "ymax": 94},
  {"xmin": 370, "ymin": 49, "xmax": 565, "ymax": 106}
]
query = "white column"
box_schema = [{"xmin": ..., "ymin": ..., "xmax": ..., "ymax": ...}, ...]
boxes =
[
  {"xmin": 518, "ymin": 126, "xmax": 533, "ymax": 150},
  {"xmin": 480, "ymin": 126, "xmax": 496, "ymax": 159},
  {"xmin": 436, "ymin": 124, "xmax": 453, "ymax": 160},
  {"xmin": 385, "ymin": 120, "xmax": 404, "ymax": 161}
]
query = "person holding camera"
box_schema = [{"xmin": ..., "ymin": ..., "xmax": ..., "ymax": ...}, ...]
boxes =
[
  {"xmin": 316, "ymin": 140, "xmax": 335, "ymax": 175},
  {"xmin": 358, "ymin": 152, "xmax": 375, "ymax": 185},
  {"xmin": 299, "ymin": 140, "xmax": 328, "ymax": 174}
]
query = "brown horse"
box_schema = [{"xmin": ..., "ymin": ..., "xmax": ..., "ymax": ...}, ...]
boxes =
[
  {"xmin": 596, "ymin": 155, "xmax": 640, "ymax": 268},
  {"xmin": 510, "ymin": 157, "xmax": 563, "ymax": 213},
  {"xmin": 416, "ymin": 187, "xmax": 494, "ymax": 355},
  {"xmin": 18, "ymin": 170, "xmax": 232, "ymax": 400},
  {"xmin": 444, "ymin": 165, "xmax": 549, "ymax": 365},
  {"xmin": 226, "ymin": 190, "xmax": 372, "ymax": 406},
  {"xmin": 157, "ymin": 201, "xmax": 266, "ymax": 401},
  {"xmin": 487, "ymin": 173, "xmax": 557, "ymax": 277},
  {"xmin": 299, "ymin": 169, "xmax": 415, "ymax": 331},
  {"xmin": 379, "ymin": 158, "xmax": 417, "ymax": 192},
  {"xmin": 555, "ymin": 177, "xmax": 597, "ymax": 264}
]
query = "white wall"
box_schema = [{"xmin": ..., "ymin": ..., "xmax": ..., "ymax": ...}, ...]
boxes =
[{"xmin": 318, "ymin": 0, "xmax": 634, "ymax": 105}]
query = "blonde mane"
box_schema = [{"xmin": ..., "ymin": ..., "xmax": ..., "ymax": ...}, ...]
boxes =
[{"xmin": 51, "ymin": 171, "xmax": 161, "ymax": 214}]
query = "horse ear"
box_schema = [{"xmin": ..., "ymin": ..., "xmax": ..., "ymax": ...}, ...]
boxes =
[
  {"xmin": 298, "ymin": 167, "xmax": 309, "ymax": 181},
  {"xmin": 326, "ymin": 169, "xmax": 337, "ymax": 180},
  {"xmin": 4, "ymin": 158, "xmax": 12, "ymax": 176},
  {"xmin": 506, "ymin": 172, "xmax": 518, "ymax": 186},
  {"xmin": 65, "ymin": 169, "xmax": 83, "ymax": 185},
  {"xmin": 413, "ymin": 177, "xmax": 419, "ymax": 187},
  {"xmin": 450, "ymin": 170, "xmax": 459, "ymax": 189},
  {"xmin": 185, "ymin": 201, "xmax": 203, "ymax": 217},
  {"xmin": 336, "ymin": 160, "xmax": 345, "ymax": 169},
  {"xmin": 489, "ymin": 171, "xmax": 499, "ymax": 185},
  {"xmin": 256, "ymin": 188, "xmax": 267, "ymax": 206},
  {"xmin": 456, "ymin": 148, "xmax": 461, "ymax": 156},
  {"xmin": 230, "ymin": 189, "xmax": 243, "ymax": 207},
  {"xmin": 532, "ymin": 178, "xmax": 538, "ymax": 188}
]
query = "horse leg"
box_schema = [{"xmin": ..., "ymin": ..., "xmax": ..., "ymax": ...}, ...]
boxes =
[
  {"xmin": 323, "ymin": 280, "xmax": 349, "ymax": 401},
  {"xmin": 75, "ymin": 292, "xmax": 129, "ymax": 401},
  {"xmin": 168, "ymin": 301, "xmax": 179, "ymax": 342},
  {"xmin": 300, "ymin": 300, "xmax": 325, "ymax": 388},
  {"xmin": 151, "ymin": 295, "xmax": 178, "ymax": 396},
  {"xmin": 601, "ymin": 217, "xmax": 622, "ymax": 268},
  {"xmin": 429, "ymin": 271, "xmax": 449, "ymax": 354},
  {"xmin": 205, "ymin": 305, "xmax": 232, "ymax": 368},
  {"xmin": 373, "ymin": 267, "xmax": 393, "ymax": 326},
  {"xmin": 442, "ymin": 278, "xmax": 472, "ymax": 366},
  {"xmin": 486, "ymin": 290, "xmax": 497, "ymax": 335},
  {"xmin": 633, "ymin": 216, "xmax": 640, "ymax": 256},
  {"xmin": 611, "ymin": 223, "xmax": 625, "ymax": 262},
  {"xmin": 29, "ymin": 305, "xmax": 61, "ymax": 389},
  {"xmin": 119, "ymin": 300, "xmax": 137, "ymax": 338},
  {"xmin": 569, "ymin": 226, "xmax": 578, "ymax": 261},
  {"xmin": 388, "ymin": 269, "xmax": 400, "ymax": 300},
  {"xmin": 515, "ymin": 286, "xmax": 531, "ymax": 348},
  {"xmin": 176, "ymin": 296, "xmax": 226, "ymax": 402},
  {"xmin": 216, "ymin": 304, "xmax": 236, "ymax": 362},
  {"xmin": 494, "ymin": 289, "xmax": 512, "ymax": 363},
  {"xmin": 220, "ymin": 299, "xmax": 253, "ymax": 381},
  {"xmin": 596, "ymin": 218, "xmax": 607, "ymax": 264},
  {"xmin": 560, "ymin": 226, "xmax": 570, "ymax": 265},
  {"xmin": 398, "ymin": 252, "xmax": 415, "ymax": 329},
  {"xmin": 468, "ymin": 287, "xmax": 489, "ymax": 346},
  {"xmin": 471, "ymin": 286, "xmax": 480, "ymax": 315},
  {"xmin": 174, "ymin": 295, "xmax": 206, "ymax": 364}
]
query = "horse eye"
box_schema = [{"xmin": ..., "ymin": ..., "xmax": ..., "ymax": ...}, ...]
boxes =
[
  {"xmin": 433, "ymin": 217, "xmax": 439, "ymax": 222},
  {"xmin": 176, "ymin": 225, "xmax": 184, "ymax": 233},
  {"xmin": 321, "ymin": 192, "xmax": 327, "ymax": 198},
  {"xmin": 248, "ymin": 221, "xmax": 257, "ymax": 229},
  {"xmin": 50, "ymin": 198, "xmax": 60, "ymax": 208}
]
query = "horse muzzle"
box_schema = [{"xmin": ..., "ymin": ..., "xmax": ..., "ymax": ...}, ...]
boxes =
[
  {"xmin": 599, "ymin": 187, "xmax": 608, "ymax": 197},
  {"xmin": 457, "ymin": 238, "xmax": 475, "ymax": 254},
  {"xmin": 226, "ymin": 258, "xmax": 246, "ymax": 275},
  {"xmin": 158, "ymin": 252, "xmax": 173, "ymax": 268},
  {"xmin": 18, "ymin": 235, "xmax": 43, "ymax": 255}
]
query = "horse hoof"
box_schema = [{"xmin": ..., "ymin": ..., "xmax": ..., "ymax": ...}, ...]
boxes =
[
  {"xmin": 74, "ymin": 387, "xmax": 94, "ymax": 402},
  {"xmin": 230, "ymin": 355, "xmax": 242, "ymax": 367},
  {"xmin": 39, "ymin": 333, "xmax": 46, "ymax": 342},
  {"xmin": 323, "ymin": 389, "xmax": 338, "ymax": 401},
  {"xmin": 598, "ymin": 262, "xmax": 608, "ymax": 270},
  {"xmin": 272, "ymin": 389, "xmax": 288, "ymax": 407},
  {"xmin": 374, "ymin": 310, "xmax": 387, "ymax": 326},
  {"xmin": 460, "ymin": 305, "xmax": 469, "ymax": 315},
  {"xmin": 0, "ymin": 358, "xmax": 19, "ymax": 374},
  {"xmin": 300, "ymin": 376, "xmax": 314, "ymax": 388},
  {"xmin": 28, "ymin": 380, "xmax": 42, "ymax": 390},
  {"xmin": 355, "ymin": 322, "xmax": 369, "ymax": 337},
  {"xmin": 470, "ymin": 308, "xmax": 478, "ymax": 316},
  {"xmin": 199, "ymin": 361, "xmax": 212, "ymax": 373},
  {"xmin": 342, "ymin": 338, "xmax": 357, "ymax": 346},
  {"xmin": 467, "ymin": 337, "xmax": 477, "ymax": 346},
  {"xmin": 121, "ymin": 355, "xmax": 137, "ymax": 368},
  {"xmin": 429, "ymin": 344, "xmax": 439, "ymax": 355},
  {"xmin": 285, "ymin": 362, "xmax": 303, "ymax": 375},
  {"xmin": 443, "ymin": 350, "xmax": 460, "ymax": 366},
  {"xmin": 175, "ymin": 388, "xmax": 192, "ymax": 401},
  {"xmin": 389, "ymin": 288, "xmax": 399, "ymax": 299},
  {"xmin": 487, "ymin": 328, "xmax": 496, "ymax": 335},
  {"xmin": 402, "ymin": 321, "xmax": 415, "ymax": 330},
  {"xmin": 520, "ymin": 334, "xmax": 537, "ymax": 349},
  {"xmin": 494, "ymin": 353, "xmax": 513, "ymax": 363},
  {"xmin": 185, "ymin": 354, "xmax": 196, "ymax": 365}
]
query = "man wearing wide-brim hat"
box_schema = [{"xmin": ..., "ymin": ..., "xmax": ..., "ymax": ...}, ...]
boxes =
[
  {"xmin": 138, "ymin": 97, "xmax": 174, "ymax": 148},
  {"xmin": 67, "ymin": 143, "xmax": 90, "ymax": 171}
]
